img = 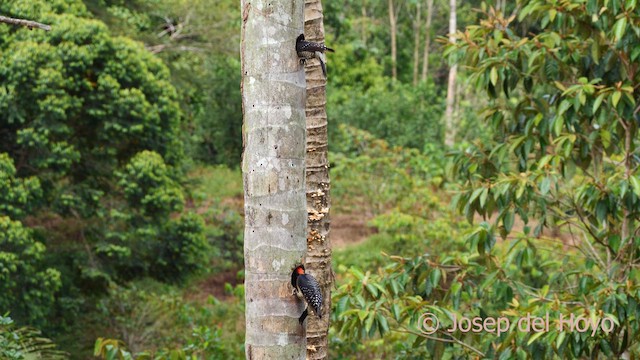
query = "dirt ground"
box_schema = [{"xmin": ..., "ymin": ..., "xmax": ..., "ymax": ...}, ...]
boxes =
[
  {"xmin": 329, "ymin": 213, "xmax": 376, "ymax": 248},
  {"xmin": 185, "ymin": 269, "xmax": 242, "ymax": 302},
  {"xmin": 186, "ymin": 210, "xmax": 373, "ymax": 302}
]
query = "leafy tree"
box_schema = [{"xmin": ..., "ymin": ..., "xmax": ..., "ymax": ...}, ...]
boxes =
[
  {"xmin": 0, "ymin": 4, "xmax": 183, "ymax": 180},
  {"xmin": 0, "ymin": 154, "xmax": 59, "ymax": 324},
  {"xmin": 453, "ymin": 0, "xmax": 640, "ymax": 356},
  {"xmin": 118, "ymin": 151, "xmax": 184, "ymax": 218},
  {"xmin": 451, "ymin": 1, "xmax": 640, "ymax": 268},
  {"xmin": 0, "ymin": 153, "xmax": 42, "ymax": 219},
  {"xmin": 101, "ymin": 151, "xmax": 208, "ymax": 282},
  {"xmin": 82, "ymin": 0, "xmax": 243, "ymax": 166},
  {"xmin": 329, "ymin": 81, "xmax": 445, "ymax": 151},
  {"xmin": 332, "ymin": 0, "xmax": 640, "ymax": 358},
  {"xmin": 0, "ymin": 216, "xmax": 61, "ymax": 325},
  {"xmin": 0, "ymin": 0, "xmax": 206, "ymax": 325}
]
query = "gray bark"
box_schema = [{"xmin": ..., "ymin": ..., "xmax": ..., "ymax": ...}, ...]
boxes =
[
  {"xmin": 361, "ymin": 0, "xmax": 368, "ymax": 45},
  {"xmin": 241, "ymin": 1, "xmax": 307, "ymax": 358},
  {"xmin": 444, "ymin": 0, "xmax": 457, "ymax": 147},
  {"xmin": 413, "ymin": 2, "xmax": 421, "ymax": 86},
  {"xmin": 421, "ymin": 0, "xmax": 434, "ymax": 82},
  {"xmin": 388, "ymin": 0, "xmax": 397, "ymax": 81}
]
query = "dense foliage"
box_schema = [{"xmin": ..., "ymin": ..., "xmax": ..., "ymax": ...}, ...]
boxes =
[
  {"xmin": 331, "ymin": 0, "xmax": 640, "ymax": 358},
  {"xmin": 0, "ymin": 0, "xmax": 208, "ymax": 334},
  {"xmin": 83, "ymin": 0, "xmax": 242, "ymax": 166}
]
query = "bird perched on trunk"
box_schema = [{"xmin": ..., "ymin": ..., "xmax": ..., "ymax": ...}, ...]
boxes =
[
  {"xmin": 291, "ymin": 264, "xmax": 323, "ymax": 325},
  {"xmin": 296, "ymin": 33, "xmax": 335, "ymax": 78}
]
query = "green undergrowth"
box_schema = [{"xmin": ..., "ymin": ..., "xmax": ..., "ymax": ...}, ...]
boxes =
[{"xmin": 188, "ymin": 165, "xmax": 243, "ymax": 204}]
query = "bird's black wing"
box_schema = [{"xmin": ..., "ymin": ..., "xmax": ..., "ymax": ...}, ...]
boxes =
[{"xmin": 298, "ymin": 275, "xmax": 323, "ymax": 317}]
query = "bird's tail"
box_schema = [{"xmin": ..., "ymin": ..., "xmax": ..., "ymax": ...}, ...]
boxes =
[
  {"xmin": 325, "ymin": 45, "xmax": 335, "ymax": 53},
  {"xmin": 319, "ymin": 58, "xmax": 327, "ymax": 78}
]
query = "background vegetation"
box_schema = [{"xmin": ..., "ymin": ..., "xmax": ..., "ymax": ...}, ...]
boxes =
[{"xmin": 1, "ymin": 0, "xmax": 639, "ymax": 358}]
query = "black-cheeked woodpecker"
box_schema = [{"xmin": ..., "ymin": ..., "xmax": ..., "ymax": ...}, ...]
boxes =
[
  {"xmin": 296, "ymin": 34, "xmax": 335, "ymax": 78},
  {"xmin": 291, "ymin": 264, "xmax": 323, "ymax": 325}
]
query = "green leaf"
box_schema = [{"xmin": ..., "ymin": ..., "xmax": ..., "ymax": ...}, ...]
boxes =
[
  {"xmin": 469, "ymin": 187, "xmax": 485, "ymax": 204},
  {"xmin": 558, "ymin": 100, "xmax": 572, "ymax": 115},
  {"xmin": 609, "ymin": 235, "xmax": 621, "ymax": 253},
  {"xmin": 392, "ymin": 303, "xmax": 401, "ymax": 320},
  {"xmin": 612, "ymin": 91, "xmax": 622, "ymax": 107},
  {"xmin": 377, "ymin": 313, "xmax": 389, "ymax": 335},
  {"xmin": 524, "ymin": 76, "xmax": 533, "ymax": 92},
  {"xmin": 613, "ymin": 17, "xmax": 627, "ymax": 42},
  {"xmin": 430, "ymin": 269, "xmax": 441, "ymax": 289},
  {"xmin": 593, "ymin": 93, "xmax": 606, "ymax": 113},
  {"xmin": 490, "ymin": 67, "xmax": 499, "ymax": 86},
  {"xmin": 591, "ymin": 41, "xmax": 600, "ymax": 63},
  {"xmin": 554, "ymin": 115, "xmax": 564, "ymax": 136},
  {"xmin": 540, "ymin": 176, "xmax": 551, "ymax": 195},
  {"xmin": 479, "ymin": 187, "xmax": 489, "ymax": 208},
  {"xmin": 556, "ymin": 331, "xmax": 566, "ymax": 348},
  {"xmin": 601, "ymin": 130, "xmax": 611, "ymax": 148},
  {"xmin": 630, "ymin": 176, "xmax": 640, "ymax": 196},
  {"xmin": 364, "ymin": 311, "xmax": 375, "ymax": 334},
  {"xmin": 554, "ymin": 81, "xmax": 567, "ymax": 91},
  {"xmin": 480, "ymin": 270, "xmax": 499, "ymax": 290},
  {"xmin": 504, "ymin": 211, "xmax": 515, "ymax": 232},
  {"xmin": 390, "ymin": 279, "xmax": 400, "ymax": 295},
  {"xmin": 488, "ymin": 81, "xmax": 497, "ymax": 98},
  {"xmin": 337, "ymin": 296, "xmax": 349, "ymax": 313},
  {"xmin": 365, "ymin": 283, "xmax": 378, "ymax": 297},
  {"xmin": 349, "ymin": 268, "xmax": 365, "ymax": 280},
  {"xmin": 94, "ymin": 338, "xmax": 104, "ymax": 356},
  {"xmin": 516, "ymin": 180, "xmax": 527, "ymax": 199},
  {"xmin": 526, "ymin": 330, "xmax": 545, "ymax": 346},
  {"xmin": 578, "ymin": 91, "xmax": 587, "ymax": 105},
  {"xmin": 596, "ymin": 201, "xmax": 608, "ymax": 223}
]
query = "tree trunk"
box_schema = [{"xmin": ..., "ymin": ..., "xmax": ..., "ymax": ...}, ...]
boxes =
[
  {"xmin": 303, "ymin": 1, "xmax": 332, "ymax": 359},
  {"xmin": 361, "ymin": 0, "xmax": 368, "ymax": 45},
  {"xmin": 388, "ymin": 0, "xmax": 397, "ymax": 81},
  {"xmin": 412, "ymin": 2, "xmax": 421, "ymax": 86},
  {"xmin": 241, "ymin": 1, "xmax": 307, "ymax": 358},
  {"xmin": 421, "ymin": 0, "xmax": 434, "ymax": 82},
  {"xmin": 444, "ymin": 0, "xmax": 457, "ymax": 147}
]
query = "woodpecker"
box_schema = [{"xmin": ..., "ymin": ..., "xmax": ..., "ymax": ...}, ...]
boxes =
[
  {"xmin": 291, "ymin": 264, "xmax": 323, "ymax": 325},
  {"xmin": 296, "ymin": 34, "xmax": 335, "ymax": 78}
]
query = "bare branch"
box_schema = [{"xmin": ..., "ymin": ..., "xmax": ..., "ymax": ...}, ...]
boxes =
[
  {"xmin": 146, "ymin": 44, "xmax": 205, "ymax": 54},
  {"xmin": 0, "ymin": 15, "xmax": 51, "ymax": 31}
]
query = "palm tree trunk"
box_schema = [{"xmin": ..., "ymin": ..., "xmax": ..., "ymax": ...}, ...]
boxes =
[
  {"xmin": 241, "ymin": 0, "xmax": 308, "ymax": 358},
  {"xmin": 303, "ymin": 0, "xmax": 332, "ymax": 358}
]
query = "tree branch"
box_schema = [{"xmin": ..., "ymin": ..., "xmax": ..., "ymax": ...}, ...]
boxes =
[{"xmin": 0, "ymin": 15, "xmax": 51, "ymax": 31}]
